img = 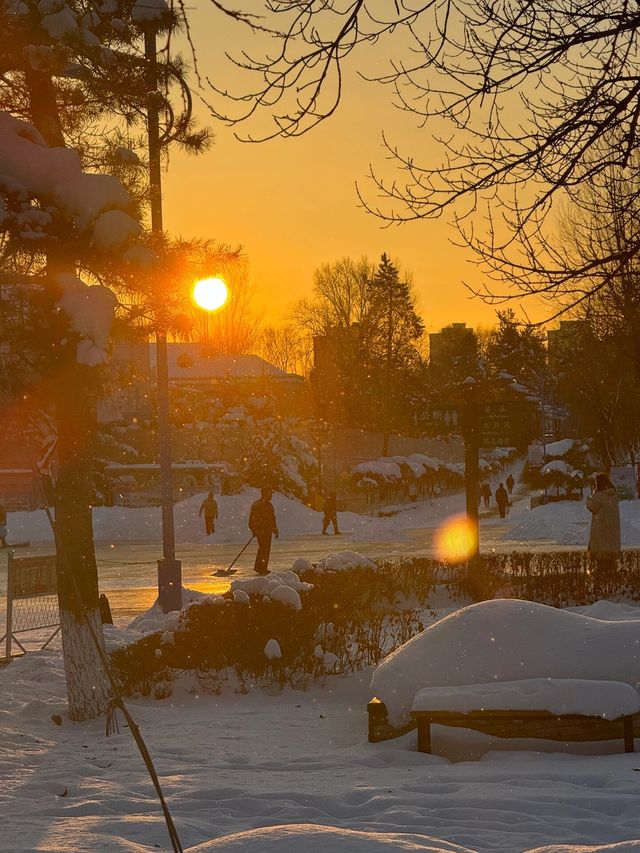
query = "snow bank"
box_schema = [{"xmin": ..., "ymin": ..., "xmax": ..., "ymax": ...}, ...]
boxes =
[
  {"xmin": 188, "ymin": 824, "xmax": 473, "ymax": 852},
  {"xmin": 507, "ymin": 499, "xmax": 640, "ymax": 546},
  {"xmin": 371, "ymin": 598, "xmax": 640, "ymax": 725}
]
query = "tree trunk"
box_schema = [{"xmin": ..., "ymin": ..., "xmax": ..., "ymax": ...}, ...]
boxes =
[
  {"xmin": 54, "ymin": 363, "xmax": 110, "ymax": 720},
  {"xmin": 24, "ymin": 65, "xmax": 109, "ymax": 721}
]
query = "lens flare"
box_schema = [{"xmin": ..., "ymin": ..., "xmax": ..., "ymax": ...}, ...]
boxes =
[
  {"xmin": 434, "ymin": 513, "xmax": 478, "ymax": 562},
  {"xmin": 193, "ymin": 277, "xmax": 228, "ymax": 311}
]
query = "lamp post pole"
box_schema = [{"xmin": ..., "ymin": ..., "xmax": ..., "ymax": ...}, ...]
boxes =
[{"xmin": 145, "ymin": 24, "xmax": 182, "ymax": 612}]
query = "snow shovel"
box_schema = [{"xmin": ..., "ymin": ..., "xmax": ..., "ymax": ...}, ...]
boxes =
[{"xmin": 211, "ymin": 535, "xmax": 255, "ymax": 576}]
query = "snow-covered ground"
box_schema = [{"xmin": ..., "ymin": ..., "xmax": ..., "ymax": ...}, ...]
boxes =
[
  {"xmin": 509, "ymin": 498, "xmax": 640, "ymax": 546},
  {"xmin": 4, "ymin": 480, "xmax": 640, "ymax": 852},
  {"xmin": 4, "ymin": 598, "xmax": 640, "ymax": 852},
  {"xmin": 4, "ymin": 483, "xmax": 639, "ymax": 549}
]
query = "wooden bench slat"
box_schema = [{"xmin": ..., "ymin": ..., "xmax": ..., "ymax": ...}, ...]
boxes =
[{"xmin": 409, "ymin": 709, "xmax": 635, "ymax": 752}]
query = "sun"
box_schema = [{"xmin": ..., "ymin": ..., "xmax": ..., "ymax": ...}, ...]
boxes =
[
  {"xmin": 193, "ymin": 277, "xmax": 228, "ymax": 311},
  {"xmin": 434, "ymin": 513, "xmax": 478, "ymax": 563}
]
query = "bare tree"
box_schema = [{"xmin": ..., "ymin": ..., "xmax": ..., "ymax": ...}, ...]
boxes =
[
  {"xmin": 204, "ymin": 1, "xmax": 640, "ymax": 316},
  {"xmin": 259, "ymin": 324, "xmax": 311, "ymax": 375}
]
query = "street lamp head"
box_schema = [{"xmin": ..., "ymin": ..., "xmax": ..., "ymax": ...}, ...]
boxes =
[{"xmin": 193, "ymin": 277, "xmax": 228, "ymax": 312}]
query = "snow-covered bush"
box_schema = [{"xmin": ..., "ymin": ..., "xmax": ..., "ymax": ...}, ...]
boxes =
[
  {"xmin": 523, "ymin": 438, "xmax": 594, "ymax": 495},
  {"xmin": 350, "ymin": 454, "xmax": 465, "ymax": 497},
  {"xmin": 110, "ymin": 562, "xmax": 435, "ymax": 694}
]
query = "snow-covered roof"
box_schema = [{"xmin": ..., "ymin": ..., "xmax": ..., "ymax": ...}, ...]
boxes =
[
  {"xmin": 149, "ymin": 343, "xmax": 301, "ymax": 380},
  {"xmin": 150, "ymin": 344, "xmax": 294, "ymax": 381}
]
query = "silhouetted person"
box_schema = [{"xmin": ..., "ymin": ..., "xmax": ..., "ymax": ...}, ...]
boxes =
[
  {"xmin": 506, "ymin": 473, "xmax": 515, "ymax": 494},
  {"xmin": 480, "ymin": 482, "xmax": 492, "ymax": 509},
  {"xmin": 249, "ymin": 487, "xmax": 279, "ymax": 574},
  {"xmin": 0, "ymin": 503, "xmax": 7, "ymax": 547},
  {"xmin": 322, "ymin": 492, "xmax": 340, "ymax": 535},
  {"xmin": 495, "ymin": 483, "xmax": 509, "ymax": 518},
  {"xmin": 587, "ymin": 473, "xmax": 620, "ymax": 553},
  {"xmin": 99, "ymin": 593, "xmax": 114, "ymax": 625},
  {"xmin": 199, "ymin": 491, "xmax": 219, "ymax": 536}
]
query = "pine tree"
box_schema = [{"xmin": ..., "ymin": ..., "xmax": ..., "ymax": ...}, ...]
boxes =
[
  {"xmin": 367, "ymin": 253, "xmax": 424, "ymax": 452},
  {"xmin": 0, "ymin": 0, "xmax": 216, "ymax": 720}
]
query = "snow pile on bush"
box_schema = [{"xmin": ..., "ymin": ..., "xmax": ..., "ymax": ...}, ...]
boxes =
[
  {"xmin": 292, "ymin": 551, "xmax": 377, "ymax": 574},
  {"xmin": 352, "ymin": 458, "xmax": 403, "ymax": 484},
  {"xmin": 544, "ymin": 438, "xmax": 575, "ymax": 458},
  {"xmin": 371, "ymin": 597, "xmax": 640, "ymax": 725},
  {"xmin": 229, "ymin": 570, "xmax": 313, "ymax": 611}
]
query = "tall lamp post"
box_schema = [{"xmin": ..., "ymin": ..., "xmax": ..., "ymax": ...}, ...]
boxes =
[
  {"xmin": 142, "ymin": 20, "xmax": 184, "ymax": 612},
  {"xmin": 144, "ymin": 19, "xmax": 229, "ymax": 611}
]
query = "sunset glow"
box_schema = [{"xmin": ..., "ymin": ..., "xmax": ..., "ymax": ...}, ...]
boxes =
[
  {"xmin": 193, "ymin": 277, "xmax": 228, "ymax": 311},
  {"xmin": 434, "ymin": 513, "xmax": 478, "ymax": 563}
]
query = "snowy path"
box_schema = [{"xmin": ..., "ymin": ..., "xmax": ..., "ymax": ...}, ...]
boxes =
[{"xmin": 0, "ymin": 482, "xmax": 595, "ymax": 626}]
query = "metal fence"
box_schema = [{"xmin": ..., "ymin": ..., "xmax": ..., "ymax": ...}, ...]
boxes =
[{"xmin": 1, "ymin": 552, "xmax": 59, "ymax": 660}]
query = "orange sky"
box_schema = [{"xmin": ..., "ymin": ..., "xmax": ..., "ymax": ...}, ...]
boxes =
[{"xmin": 162, "ymin": 10, "xmax": 547, "ymax": 335}]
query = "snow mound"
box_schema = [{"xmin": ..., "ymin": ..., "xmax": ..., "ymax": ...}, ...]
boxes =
[
  {"xmin": 230, "ymin": 570, "xmax": 312, "ymax": 608},
  {"xmin": 188, "ymin": 824, "xmax": 473, "ymax": 852},
  {"xmin": 187, "ymin": 825, "xmax": 640, "ymax": 852},
  {"xmin": 371, "ymin": 598, "xmax": 640, "ymax": 725},
  {"xmin": 309, "ymin": 551, "xmax": 378, "ymax": 573},
  {"xmin": 127, "ymin": 586, "xmax": 208, "ymax": 633}
]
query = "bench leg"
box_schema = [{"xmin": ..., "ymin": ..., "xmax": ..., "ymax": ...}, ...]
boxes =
[
  {"xmin": 624, "ymin": 716, "xmax": 635, "ymax": 753},
  {"xmin": 417, "ymin": 720, "xmax": 431, "ymax": 754}
]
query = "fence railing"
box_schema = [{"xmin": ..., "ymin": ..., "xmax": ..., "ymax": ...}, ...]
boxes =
[{"xmin": 1, "ymin": 552, "xmax": 60, "ymax": 660}]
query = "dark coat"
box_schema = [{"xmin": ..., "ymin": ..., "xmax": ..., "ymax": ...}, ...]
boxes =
[
  {"xmin": 199, "ymin": 496, "xmax": 218, "ymax": 519},
  {"xmin": 587, "ymin": 487, "xmax": 621, "ymax": 552},
  {"xmin": 249, "ymin": 498, "xmax": 278, "ymax": 537},
  {"xmin": 323, "ymin": 495, "xmax": 337, "ymax": 516},
  {"xmin": 495, "ymin": 485, "xmax": 509, "ymax": 507}
]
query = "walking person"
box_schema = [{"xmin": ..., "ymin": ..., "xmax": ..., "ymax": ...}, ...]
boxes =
[
  {"xmin": 249, "ymin": 487, "xmax": 279, "ymax": 574},
  {"xmin": 506, "ymin": 473, "xmax": 515, "ymax": 495},
  {"xmin": 480, "ymin": 482, "xmax": 492, "ymax": 509},
  {"xmin": 198, "ymin": 491, "xmax": 219, "ymax": 536},
  {"xmin": 587, "ymin": 473, "xmax": 620, "ymax": 553},
  {"xmin": 0, "ymin": 503, "xmax": 6, "ymax": 547},
  {"xmin": 495, "ymin": 482, "xmax": 509, "ymax": 518},
  {"xmin": 322, "ymin": 491, "xmax": 340, "ymax": 535}
]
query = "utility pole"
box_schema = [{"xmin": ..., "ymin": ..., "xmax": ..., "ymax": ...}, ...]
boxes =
[{"xmin": 145, "ymin": 24, "xmax": 181, "ymax": 613}]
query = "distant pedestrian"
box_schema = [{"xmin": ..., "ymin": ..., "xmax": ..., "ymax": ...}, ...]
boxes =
[
  {"xmin": 587, "ymin": 473, "xmax": 620, "ymax": 554},
  {"xmin": 480, "ymin": 482, "xmax": 492, "ymax": 509},
  {"xmin": 249, "ymin": 487, "xmax": 279, "ymax": 574},
  {"xmin": 495, "ymin": 483, "xmax": 509, "ymax": 518},
  {"xmin": 0, "ymin": 503, "xmax": 6, "ymax": 547},
  {"xmin": 198, "ymin": 492, "xmax": 219, "ymax": 536},
  {"xmin": 322, "ymin": 492, "xmax": 340, "ymax": 535},
  {"xmin": 506, "ymin": 473, "xmax": 515, "ymax": 494}
]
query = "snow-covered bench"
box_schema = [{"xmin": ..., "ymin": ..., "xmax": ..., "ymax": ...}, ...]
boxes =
[{"xmin": 408, "ymin": 679, "xmax": 640, "ymax": 754}]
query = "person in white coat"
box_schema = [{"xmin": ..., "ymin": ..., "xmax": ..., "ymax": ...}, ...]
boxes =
[{"xmin": 587, "ymin": 473, "xmax": 620, "ymax": 553}]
